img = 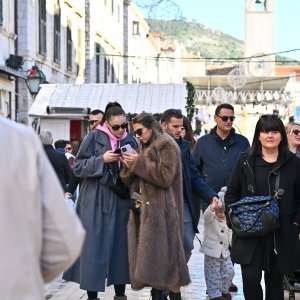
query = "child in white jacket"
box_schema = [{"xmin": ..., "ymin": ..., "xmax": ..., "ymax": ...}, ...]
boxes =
[{"xmin": 200, "ymin": 187, "xmax": 234, "ymax": 300}]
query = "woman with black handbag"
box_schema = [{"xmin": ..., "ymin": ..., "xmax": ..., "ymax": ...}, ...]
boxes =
[
  {"xmin": 63, "ymin": 102, "xmax": 138, "ymax": 300},
  {"xmin": 121, "ymin": 113, "xmax": 190, "ymax": 300},
  {"xmin": 225, "ymin": 114, "xmax": 300, "ymax": 300}
]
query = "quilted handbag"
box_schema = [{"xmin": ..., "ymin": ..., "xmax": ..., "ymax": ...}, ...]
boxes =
[
  {"xmin": 227, "ymin": 195, "xmax": 279, "ymax": 237},
  {"xmin": 227, "ymin": 172, "xmax": 281, "ymax": 237}
]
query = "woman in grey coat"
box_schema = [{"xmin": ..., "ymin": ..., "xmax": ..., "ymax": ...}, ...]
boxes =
[{"xmin": 63, "ymin": 102, "xmax": 138, "ymax": 300}]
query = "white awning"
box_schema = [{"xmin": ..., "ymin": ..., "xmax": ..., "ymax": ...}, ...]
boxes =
[
  {"xmin": 183, "ymin": 76, "xmax": 289, "ymax": 91},
  {"xmin": 29, "ymin": 83, "xmax": 188, "ymax": 118}
]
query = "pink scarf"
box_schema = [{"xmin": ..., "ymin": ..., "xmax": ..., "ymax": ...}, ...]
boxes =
[{"xmin": 96, "ymin": 123, "xmax": 128, "ymax": 150}]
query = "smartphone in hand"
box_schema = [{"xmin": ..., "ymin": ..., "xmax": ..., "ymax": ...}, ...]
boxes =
[
  {"xmin": 113, "ymin": 148, "xmax": 122, "ymax": 154},
  {"xmin": 121, "ymin": 144, "xmax": 135, "ymax": 155}
]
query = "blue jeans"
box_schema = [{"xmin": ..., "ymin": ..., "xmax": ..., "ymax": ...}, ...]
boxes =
[{"xmin": 183, "ymin": 202, "xmax": 194, "ymax": 262}]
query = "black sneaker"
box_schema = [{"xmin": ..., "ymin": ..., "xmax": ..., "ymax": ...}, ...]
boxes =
[{"xmin": 228, "ymin": 283, "xmax": 238, "ymax": 292}]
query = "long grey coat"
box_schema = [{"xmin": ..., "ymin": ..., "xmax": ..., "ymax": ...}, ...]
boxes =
[
  {"xmin": 121, "ymin": 134, "xmax": 191, "ymax": 290},
  {"xmin": 63, "ymin": 130, "xmax": 138, "ymax": 292}
]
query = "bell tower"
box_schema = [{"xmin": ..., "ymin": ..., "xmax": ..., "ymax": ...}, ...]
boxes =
[{"xmin": 244, "ymin": 0, "xmax": 275, "ymax": 76}]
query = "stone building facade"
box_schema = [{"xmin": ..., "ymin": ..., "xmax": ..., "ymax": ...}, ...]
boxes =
[{"xmin": 0, "ymin": 0, "xmax": 200, "ymax": 124}]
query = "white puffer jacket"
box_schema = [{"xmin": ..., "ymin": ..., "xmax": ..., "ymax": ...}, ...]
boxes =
[{"xmin": 200, "ymin": 206, "xmax": 232, "ymax": 259}]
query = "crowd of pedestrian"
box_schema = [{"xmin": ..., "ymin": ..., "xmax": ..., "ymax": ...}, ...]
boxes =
[{"xmin": 2, "ymin": 103, "xmax": 300, "ymax": 300}]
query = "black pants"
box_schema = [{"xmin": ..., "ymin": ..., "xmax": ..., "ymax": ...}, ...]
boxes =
[
  {"xmin": 87, "ymin": 284, "xmax": 126, "ymax": 299},
  {"xmin": 241, "ymin": 251, "xmax": 284, "ymax": 300}
]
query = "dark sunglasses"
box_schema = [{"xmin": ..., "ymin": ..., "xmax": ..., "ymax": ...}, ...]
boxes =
[
  {"xmin": 133, "ymin": 128, "xmax": 145, "ymax": 136},
  {"xmin": 88, "ymin": 120, "xmax": 98, "ymax": 125},
  {"xmin": 66, "ymin": 147, "xmax": 72, "ymax": 150},
  {"xmin": 108, "ymin": 122, "xmax": 128, "ymax": 131},
  {"xmin": 216, "ymin": 115, "xmax": 235, "ymax": 122},
  {"xmin": 292, "ymin": 129, "xmax": 300, "ymax": 135}
]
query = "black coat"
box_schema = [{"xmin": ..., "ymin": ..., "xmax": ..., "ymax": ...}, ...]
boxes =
[
  {"xmin": 43, "ymin": 144, "xmax": 71, "ymax": 192},
  {"xmin": 225, "ymin": 152, "xmax": 300, "ymax": 275}
]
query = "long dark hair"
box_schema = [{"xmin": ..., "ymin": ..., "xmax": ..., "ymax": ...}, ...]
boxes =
[
  {"xmin": 250, "ymin": 114, "xmax": 289, "ymax": 157},
  {"xmin": 102, "ymin": 101, "xmax": 125, "ymax": 123},
  {"xmin": 133, "ymin": 112, "xmax": 165, "ymax": 151},
  {"xmin": 182, "ymin": 116, "xmax": 196, "ymax": 150}
]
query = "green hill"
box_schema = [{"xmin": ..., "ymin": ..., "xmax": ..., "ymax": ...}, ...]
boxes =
[
  {"xmin": 147, "ymin": 19, "xmax": 296, "ymax": 64},
  {"xmin": 147, "ymin": 19, "xmax": 243, "ymax": 59}
]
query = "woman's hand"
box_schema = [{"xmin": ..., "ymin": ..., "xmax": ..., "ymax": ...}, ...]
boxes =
[
  {"xmin": 121, "ymin": 152, "xmax": 139, "ymax": 168},
  {"xmin": 103, "ymin": 150, "xmax": 121, "ymax": 163}
]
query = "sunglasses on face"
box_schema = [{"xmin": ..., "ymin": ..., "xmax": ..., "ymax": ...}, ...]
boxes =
[
  {"xmin": 133, "ymin": 128, "xmax": 144, "ymax": 136},
  {"xmin": 108, "ymin": 122, "xmax": 128, "ymax": 131},
  {"xmin": 216, "ymin": 115, "xmax": 235, "ymax": 122},
  {"xmin": 88, "ymin": 120, "xmax": 98, "ymax": 125},
  {"xmin": 292, "ymin": 129, "xmax": 300, "ymax": 135},
  {"xmin": 66, "ymin": 147, "xmax": 72, "ymax": 151}
]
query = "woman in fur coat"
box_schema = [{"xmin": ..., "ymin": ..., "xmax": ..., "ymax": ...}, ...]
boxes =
[{"xmin": 121, "ymin": 112, "xmax": 190, "ymax": 300}]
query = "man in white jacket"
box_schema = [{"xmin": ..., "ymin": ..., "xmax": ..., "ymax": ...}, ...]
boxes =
[{"xmin": 0, "ymin": 118, "xmax": 85, "ymax": 299}]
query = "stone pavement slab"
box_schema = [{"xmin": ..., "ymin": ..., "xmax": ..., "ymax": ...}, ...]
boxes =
[{"xmin": 45, "ymin": 213, "xmax": 300, "ymax": 300}]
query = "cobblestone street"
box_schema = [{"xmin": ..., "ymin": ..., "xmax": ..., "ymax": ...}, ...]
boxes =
[{"xmin": 45, "ymin": 216, "xmax": 300, "ymax": 300}]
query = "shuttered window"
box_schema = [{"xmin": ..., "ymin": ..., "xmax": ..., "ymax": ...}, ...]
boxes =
[
  {"xmin": 54, "ymin": 4, "xmax": 61, "ymax": 64},
  {"xmin": 0, "ymin": 0, "xmax": 3, "ymax": 27},
  {"xmin": 95, "ymin": 43, "xmax": 101, "ymax": 83},
  {"xmin": 66, "ymin": 21, "xmax": 72, "ymax": 71},
  {"xmin": 39, "ymin": 0, "xmax": 47, "ymax": 55}
]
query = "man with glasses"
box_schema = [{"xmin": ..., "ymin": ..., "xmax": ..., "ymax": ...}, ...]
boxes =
[
  {"xmin": 88, "ymin": 109, "xmax": 104, "ymax": 130},
  {"xmin": 193, "ymin": 103, "xmax": 249, "ymax": 292}
]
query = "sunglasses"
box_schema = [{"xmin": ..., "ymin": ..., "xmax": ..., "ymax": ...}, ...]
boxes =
[
  {"xmin": 108, "ymin": 122, "xmax": 128, "ymax": 131},
  {"xmin": 66, "ymin": 147, "xmax": 72, "ymax": 151},
  {"xmin": 216, "ymin": 115, "xmax": 235, "ymax": 122},
  {"xmin": 133, "ymin": 128, "xmax": 145, "ymax": 136},
  {"xmin": 88, "ymin": 120, "xmax": 98, "ymax": 125},
  {"xmin": 292, "ymin": 129, "xmax": 300, "ymax": 135}
]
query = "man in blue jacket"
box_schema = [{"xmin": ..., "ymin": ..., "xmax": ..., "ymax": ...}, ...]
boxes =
[
  {"xmin": 192, "ymin": 103, "xmax": 250, "ymax": 292},
  {"xmin": 193, "ymin": 103, "xmax": 250, "ymax": 210},
  {"xmin": 161, "ymin": 109, "xmax": 218, "ymax": 262}
]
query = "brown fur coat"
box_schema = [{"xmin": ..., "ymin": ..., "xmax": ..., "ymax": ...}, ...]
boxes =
[{"xmin": 121, "ymin": 134, "xmax": 190, "ymax": 290}]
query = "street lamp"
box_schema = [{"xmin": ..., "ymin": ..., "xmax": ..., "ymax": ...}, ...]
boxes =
[{"xmin": 26, "ymin": 65, "xmax": 47, "ymax": 95}]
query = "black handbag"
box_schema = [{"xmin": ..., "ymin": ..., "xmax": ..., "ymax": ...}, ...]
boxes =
[
  {"xmin": 228, "ymin": 173, "xmax": 282, "ymax": 237},
  {"xmin": 129, "ymin": 191, "xmax": 142, "ymax": 214},
  {"xmin": 108, "ymin": 169, "xmax": 130, "ymax": 199}
]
